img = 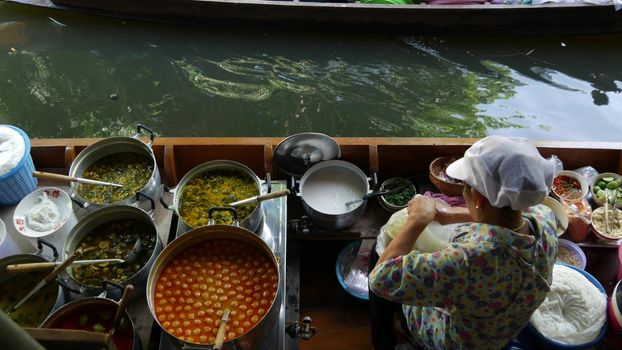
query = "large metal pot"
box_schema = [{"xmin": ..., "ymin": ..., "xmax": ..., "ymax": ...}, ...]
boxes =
[
  {"xmin": 68, "ymin": 124, "xmax": 161, "ymax": 212},
  {"xmin": 63, "ymin": 205, "xmax": 162, "ymax": 298},
  {"xmin": 297, "ymin": 160, "xmax": 372, "ymax": 230},
  {"xmin": 0, "ymin": 241, "xmax": 66, "ymax": 327},
  {"xmin": 146, "ymin": 222, "xmax": 281, "ymax": 349},
  {"xmin": 40, "ymin": 294, "xmax": 141, "ymax": 350},
  {"xmin": 162, "ymin": 160, "xmax": 263, "ymax": 233}
]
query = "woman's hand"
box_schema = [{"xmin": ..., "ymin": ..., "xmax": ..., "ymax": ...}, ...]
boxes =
[{"xmin": 406, "ymin": 195, "xmax": 437, "ymax": 228}]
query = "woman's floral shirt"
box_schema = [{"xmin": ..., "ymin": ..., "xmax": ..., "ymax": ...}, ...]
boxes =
[{"xmin": 369, "ymin": 204, "xmax": 558, "ymax": 350}]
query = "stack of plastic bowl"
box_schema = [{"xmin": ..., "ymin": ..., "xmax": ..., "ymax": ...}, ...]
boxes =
[{"xmin": 0, "ymin": 125, "xmax": 37, "ymax": 205}]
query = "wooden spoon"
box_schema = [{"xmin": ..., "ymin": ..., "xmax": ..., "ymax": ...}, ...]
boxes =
[{"xmin": 110, "ymin": 284, "xmax": 134, "ymax": 336}]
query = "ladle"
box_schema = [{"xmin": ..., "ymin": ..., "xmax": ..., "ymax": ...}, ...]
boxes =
[
  {"xmin": 32, "ymin": 171, "xmax": 123, "ymax": 188},
  {"xmin": 345, "ymin": 186, "xmax": 403, "ymax": 207},
  {"xmin": 4, "ymin": 250, "xmax": 81, "ymax": 314},
  {"xmin": 110, "ymin": 284, "xmax": 134, "ymax": 336},
  {"xmin": 5, "ymin": 238, "xmax": 142, "ymax": 273},
  {"xmin": 229, "ymin": 189, "xmax": 290, "ymax": 207},
  {"xmin": 214, "ymin": 309, "xmax": 231, "ymax": 350}
]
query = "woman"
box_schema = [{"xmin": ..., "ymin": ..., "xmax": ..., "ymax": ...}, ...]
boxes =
[{"xmin": 369, "ymin": 135, "xmax": 559, "ymax": 350}]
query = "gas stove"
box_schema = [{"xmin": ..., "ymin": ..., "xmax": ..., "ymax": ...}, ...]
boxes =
[{"xmin": 158, "ymin": 181, "xmax": 288, "ymax": 349}]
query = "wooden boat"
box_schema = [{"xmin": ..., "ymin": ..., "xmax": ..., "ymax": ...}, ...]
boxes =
[
  {"xmin": 6, "ymin": 0, "xmax": 622, "ymax": 35},
  {"xmin": 8, "ymin": 137, "xmax": 622, "ymax": 348}
]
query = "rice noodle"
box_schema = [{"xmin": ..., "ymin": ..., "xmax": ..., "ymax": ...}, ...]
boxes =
[{"xmin": 26, "ymin": 192, "xmax": 61, "ymax": 232}]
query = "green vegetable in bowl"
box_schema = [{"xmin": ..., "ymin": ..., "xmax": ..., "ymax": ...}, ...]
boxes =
[{"xmin": 384, "ymin": 182, "xmax": 416, "ymax": 206}]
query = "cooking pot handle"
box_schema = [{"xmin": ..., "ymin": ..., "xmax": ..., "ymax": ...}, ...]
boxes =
[
  {"xmin": 134, "ymin": 124, "xmax": 155, "ymax": 148},
  {"xmin": 369, "ymin": 172, "xmax": 378, "ymax": 190},
  {"xmin": 291, "ymin": 176, "xmax": 301, "ymax": 197},
  {"xmin": 135, "ymin": 191, "xmax": 156, "ymax": 215},
  {"xmin": 70, "ymin": 193, "xmax": 87, "ymax": 209},
  {"xmin": 36, "ymin": 238, "xmax": 59, "ymax": 260},
  {"xmin": 160, "ymin": 185, "xmax": 176, "ymax": 210},
  {"xmin": 208, "ymin": 207, "xmax": 240, "ymax": 227}
]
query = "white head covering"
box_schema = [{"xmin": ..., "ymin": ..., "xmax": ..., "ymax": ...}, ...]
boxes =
[{"xmin": 446, "ymin": 135, "xmax": 555, "ymax": 211}]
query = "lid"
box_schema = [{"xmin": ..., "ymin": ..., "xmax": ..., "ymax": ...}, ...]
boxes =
[{"xmin": 273, "ymin": 133, "xmax": 340, "ymax": 177}]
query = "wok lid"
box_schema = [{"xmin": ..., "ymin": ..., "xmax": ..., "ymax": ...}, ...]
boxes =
[{"xmin": 273, "ymin": 133, "xmax": 340, "ymax": 177}]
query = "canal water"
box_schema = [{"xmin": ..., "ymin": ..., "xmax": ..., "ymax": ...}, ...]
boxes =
[{"xmin": 0, "ymin": 2, "xmax": 621, "ymax": 141}]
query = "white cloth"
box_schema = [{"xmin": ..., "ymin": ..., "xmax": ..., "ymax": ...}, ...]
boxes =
[
  {"xmin": 446, "ymin": 135, "xmax": 555, "ymax": 211},
  {"xmin": 530, "ymin": 264, "xmax": 607, "ymax": 345},
  {"xmin": 0, "ymin": 126, "xmax": 26, "ymax": 176}
]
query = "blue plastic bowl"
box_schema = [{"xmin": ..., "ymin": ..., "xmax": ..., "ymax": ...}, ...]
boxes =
[
  {"xmin": 528, "ymin": 263, "xmax": 607, "ymax": 349},
  {"xmin": 335, "ymin": 240, "xmax": 369, "ymax": 301},
  {"xmin": 557, "ymin": 239, "xmax": 586, "ymax": 270}
]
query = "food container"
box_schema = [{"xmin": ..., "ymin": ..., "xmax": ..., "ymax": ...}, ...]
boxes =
[
  {"xmin": 608, "ymin": 279, "xmax": 622, "ymax": 334},
  {"xmin": 562, "ymin": 198, "xmax": 592, "ymax": 242},
  {"xmin": 429, "ymin": 156, "xmax": 463, "ymax": 197},
  {"xmin": 0, "ymin": 242, "xmax": 66, "ymax": 328},
  {"xmin": 590, "ymin": 206, "xmax": 622, "ymax": 241},
  {"xmin": 528, "ymin": 263, "xmax": 607, "ymax": 349},
  {"xmin": 63, "ymin": 205, "xmax": 162, "ymax": 298},
  {"xmin": 556, "ymin": 239, "xmax": 586, "ymax": 270},
  {"xmin": 296, "ymin": 160, "xmax": 372, "ymax": 230},
  {"xmin": 336, "ymin": 240, "xmax": 369, "ymax": 300},
  {"xmin": 41, "ymin": 295, "xmax": 140, "ymax": 350},
  {"xmin": 13, "ymin": 187, "xmax": 77, "ymax": 249},
  {"xmin": 541, "ymin": 196, "xmax": 569, "ymax": 237},
  {"xmin": 378, "ymin": 177, "xmax": 417, "ymax": 212},
  {"xmin": 551, "ymin": 170, "xmax": 588, "ymax": 203},
  {"xmin": 146, "ymin": 221, "xmax": 280, "ymax": 349},
  {"xmin": 162, "ymin": 160, "xmax": 263, "ymax": 233},
  {"xmin": 590, "ymin": 172, "xmax": 622, "ymax": 208},
  {"xmin": 0, "ymin": 218, "xmax": 21, "ymax": 259},
  {"xmin": 0, "ymin": 125, "xmax": 37, "ymax": 205},
  {"xmin": 68, "ymin": 124, "xmax": 160, "ymax": 212}
]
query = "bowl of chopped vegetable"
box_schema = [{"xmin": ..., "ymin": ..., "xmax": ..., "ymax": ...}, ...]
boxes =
[
  {"xmin": 590, "ymin": 172, "xmax": 622, "ymax": 208},
  {"xmin": 556, "ymin": 239, "xmax": 586, "ymax": 270},
  {"xmin": 551, "ymin": 170, "xmax": 588, "ymax": 203},
  {"xmin": 591, "ymin": 206, "xmax": 622, "ymax": 241},
  {"xmin": 378, "ymin": 177, "xmax": 417, "ymax": 212},
  {"xmin": 429, "ymin": 156, "xmax": 463, "ymax": 197}
]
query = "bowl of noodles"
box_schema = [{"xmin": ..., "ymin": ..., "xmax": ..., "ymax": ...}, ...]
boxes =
[{"xmin": 13, "ymin": 187, "xmax": 75, "ymax": 241}]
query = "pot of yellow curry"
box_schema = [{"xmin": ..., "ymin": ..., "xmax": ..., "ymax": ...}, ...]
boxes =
[
  {"xmin": 161, "ymin": 160, "xmax": 263, "ymax": 233},
  {"xmin": 0, "ymin": 244, "xmax": 66, "ymax": 327},
  {"xmin": 68, "ymin": 124, "xmax": 161, "ymax": 212},
  {"xmin": 63, "ymin": 205, "xmax": 162, "ymax": 298}
]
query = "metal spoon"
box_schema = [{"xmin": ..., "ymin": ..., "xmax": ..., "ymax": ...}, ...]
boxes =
[
  {"xmin": 4, "ymin": 250, "xmax": 81, "ymax": 314},
  {"xmin": 32, "ymin": 170, "xmax": 123, "ymax": 188},
  {"xmin": 345, "ymin": 186, "xmax": 403, "ymax": 206},
  {"xmin": 214, "ymin": 309, "xmax": 231, "ymax": 350},
  {"xmin": 6, "ymin": 238, "xmax": 142, "ymax": 273}
]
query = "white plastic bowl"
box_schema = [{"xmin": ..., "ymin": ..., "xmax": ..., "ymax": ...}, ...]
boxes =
[
  {"xmin": 552, "ymin": 170, "xmax": 588, "ymax": 203},
  {"xmin": 13, "ymin": 187, "xmax": 73, "ymax": 239},
  {"xmin": 542, "ymin": 196, "xmax": 569, "ymax": 237}
]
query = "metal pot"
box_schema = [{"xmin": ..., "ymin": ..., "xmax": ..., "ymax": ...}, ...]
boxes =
[
  {"xmin": 146, "ymin": 221, "xmax": 281, "ymax": 349},
  {"xmin": 63, "ymin": 205, "xmax": 162, "ymax": 298},
  {"xmin": 162, "ymin": 160, "xmax": 263, "ymax": 233},
  {"xmin": 68, "ymin": 124, "xmax": 161, "ymax": 212},
  {"xmin": 0, "ymin": 240, "xmax": 66, "ymax": 327},
  {"xmin": 297, "ymin": 160, "xmax": 372, "ymax": 230},
  {"xmin": 40, "ymin": 294, "xmax": 141, "ymax": 350}
]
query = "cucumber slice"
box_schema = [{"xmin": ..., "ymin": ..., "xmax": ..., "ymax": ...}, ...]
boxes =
[{"xmin": 602, "ymin": 176, "xmax": 615, "ymax": 182}]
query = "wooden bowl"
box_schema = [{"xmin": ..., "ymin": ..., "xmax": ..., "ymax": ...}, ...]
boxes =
[{"xmin": 429, "ymin": 156, "xmax": 463, "ymax": 197}]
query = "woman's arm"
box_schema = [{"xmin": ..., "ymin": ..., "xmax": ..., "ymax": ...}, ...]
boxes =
[{"xmin": 377, "ymin": 195, "xmax": 435, "ymax": 265}]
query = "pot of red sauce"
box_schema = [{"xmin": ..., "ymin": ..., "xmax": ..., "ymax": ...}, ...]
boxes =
[
  {"xmin": 146, "ymin": 208, "xmax": 280, "ymax": 349},
  {"xmin": 40, "ymin": 296, "xmax": 139, "ymax": 350}
]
